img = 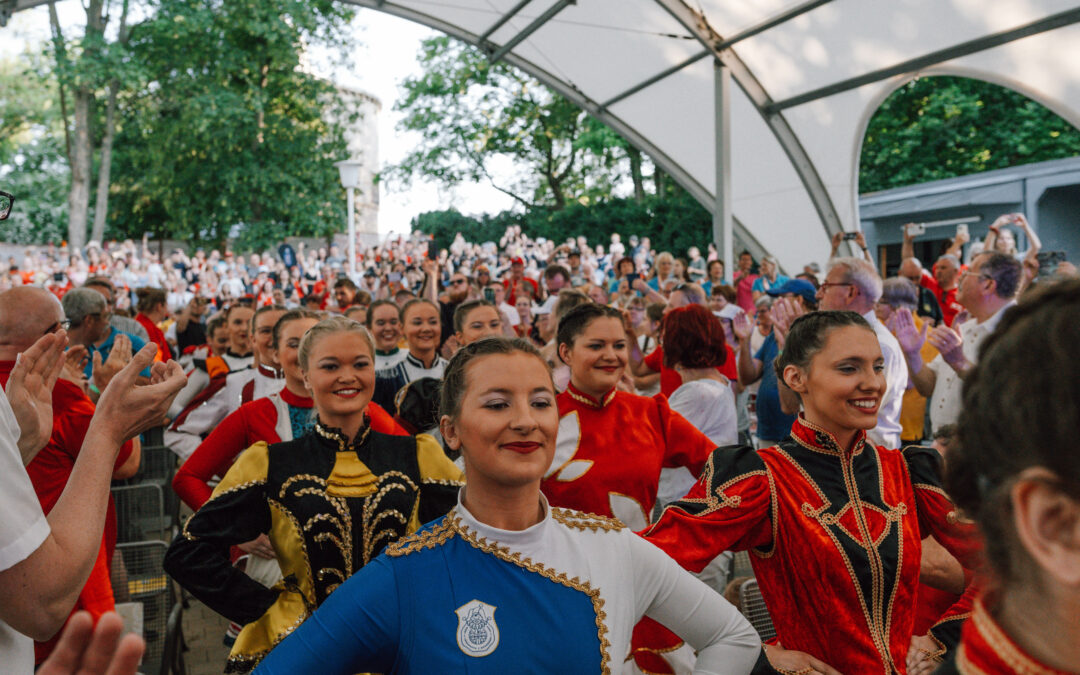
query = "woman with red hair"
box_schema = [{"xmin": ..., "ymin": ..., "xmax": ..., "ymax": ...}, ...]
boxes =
[{"xmin": 659, "ymin": 305, "xmax": 738, "ymax": 507}]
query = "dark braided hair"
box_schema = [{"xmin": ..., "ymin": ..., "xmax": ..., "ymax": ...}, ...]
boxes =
[
  {"xmin": 772, "ymin": 310, "xmax": 873, "ymax": 384},
  {"xmin": 948, "ymin": 278, "xmax": 1080, "ymax": 585}
]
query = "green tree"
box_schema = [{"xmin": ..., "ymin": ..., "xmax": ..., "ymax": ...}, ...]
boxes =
[
  {"xmin": 388, "ymin": 36, "xmax": 647, "ymax": 210},
  {"xmin": 413, "ymin": 191, "xmax": 709, "ymax": 257},
  {"xmin": 0, "ymin": 50, "xmax": 70, "ymax": 244},
  {"xmin": 860, "ymin": 76, "xmax": 1080, "ymax": 193},
  {"xmin": 105, "ymin": 0, "xmax": 357, "ymax": 250}
]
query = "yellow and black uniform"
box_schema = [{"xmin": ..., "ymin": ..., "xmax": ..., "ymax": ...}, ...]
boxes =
[{"xmin": 164, "ymin": 420, "xmax": 464, "ymax": 673}]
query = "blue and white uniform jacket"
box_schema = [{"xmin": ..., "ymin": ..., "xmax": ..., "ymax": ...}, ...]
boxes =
[{"xmin": 255, "ymin": 493, "xmax": 761, "ymax": 674}]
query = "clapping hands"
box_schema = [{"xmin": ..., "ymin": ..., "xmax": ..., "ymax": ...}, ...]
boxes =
[{"xmin": 7, "ymin": 331, "xmax": 67, "ymax": 461}]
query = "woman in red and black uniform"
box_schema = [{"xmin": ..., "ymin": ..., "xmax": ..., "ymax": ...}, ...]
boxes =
[
  {"xmin": 545, "ymin": 303, "xmax": 717, "ymax": 673},
  {"xmin": 643, "ymin": 311, "xmax": 981, "ymax": 674},
  {"xmin": 935, "ymin": 281, "xmax": 1080, "ymax": 675}
]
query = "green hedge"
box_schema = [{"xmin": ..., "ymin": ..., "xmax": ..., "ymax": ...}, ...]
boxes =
[{"xmin": 413, "ymin": 193, "xmax": 712, "ymax": 257}]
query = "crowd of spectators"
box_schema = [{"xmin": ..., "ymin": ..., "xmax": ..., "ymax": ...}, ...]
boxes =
[{"xmin": 1, "ymin": 202, "xmax": 1078, "ymax": 673}]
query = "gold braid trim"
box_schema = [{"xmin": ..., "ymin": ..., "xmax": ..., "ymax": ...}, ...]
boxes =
[
  {"xmin": 385, "ymin": 516, "xmax": 457, "ymax": 556},
  {"xmin": 449, "ymin": 515, "xmax": 613, "ymax": 674},
  {"xmin": 565, "ymin": 387, "xmax": 616, "ymax": 408},
  {"xmin": 551, "ymin": 507, "xmax": 625, "ymax": 533},
  {"xmin": 223, "ymin": 606, "xmax": 311, "ymax": 674}
]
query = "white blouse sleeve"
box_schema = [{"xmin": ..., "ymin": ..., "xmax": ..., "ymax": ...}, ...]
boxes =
[{"xmin": 630, "ymin": 532, "xmax": 761, "ymax": 675}]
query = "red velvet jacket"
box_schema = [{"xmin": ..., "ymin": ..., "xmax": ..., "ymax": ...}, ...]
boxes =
[
  {"xmin": 643, "ymin": 416, "xmax": 981, "ymax": 674},
  {"xmin": 942, "ymin": 596, "xmax": 1072, "ymax": 675}
]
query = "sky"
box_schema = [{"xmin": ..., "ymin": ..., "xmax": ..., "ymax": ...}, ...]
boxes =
[{"xmin": 1, "ymin": 3, "xmax": 516, "ymax": 239}]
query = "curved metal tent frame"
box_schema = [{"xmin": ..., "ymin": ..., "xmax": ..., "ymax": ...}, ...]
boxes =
[{"xmin": 10, "ymin": 0, "xmax": 1080, "ymax": 272}]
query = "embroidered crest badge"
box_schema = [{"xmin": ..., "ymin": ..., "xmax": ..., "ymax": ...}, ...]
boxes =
[{"xmin": 455, "ymin": 599, "xmax": 499, "ymax": 657}]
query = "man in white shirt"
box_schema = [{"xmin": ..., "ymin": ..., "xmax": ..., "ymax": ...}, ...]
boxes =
[
  {"xmin": 817, "ymin": 257, "xmax": 907, "ymax": 449},
  {"xmin": 0, "ymin": 328, "xmax": 185, "ymax": 673},
  {"xmin": 892, "ymin": 251, "xmax": 1022, "ymax": 434}
]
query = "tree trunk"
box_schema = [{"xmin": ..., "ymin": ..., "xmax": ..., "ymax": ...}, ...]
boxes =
[
  {"xmin": 90, "ymin": 83, "xmax": 117, "ymax": 245},
  {"xmin": 66, "ymin": 0, "xmax": 105, "ymax": 251},
  {"xmin": 68, "ymin": 88, "xmax": 92, "ymax": 250},
  {"xmin": 654, "ymin": 166, "xmax": 666, "ymax": 200},
  {"xmin": 48, "ymin": 3, "xmax": 72, "ymax": 165},
  {"xmin": 629, "ymin": 148, "xmax": 645, "ymax": 203},
  {"xmin": 90, "ymin": 0, "xmax": 129, "ymax": 245}
]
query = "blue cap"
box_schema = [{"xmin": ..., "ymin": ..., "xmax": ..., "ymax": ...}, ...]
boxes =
[{"xmin": 766, "ymin": 278, "xmax": 817, "ymax": 304}]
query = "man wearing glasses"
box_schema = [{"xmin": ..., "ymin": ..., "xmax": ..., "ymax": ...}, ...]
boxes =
[
  {"xmin": 891, "ymin": 251, "xmax": 1022, "ymax": 436},
  {"xmin": 0, "ymin": 192, "xmax": 188, "ymax": 675},
  {"xmin": 61, "ymin": 289, "xmax": 152, "ymax": 393},
  {"xmin": 432, "ymin": 265, "xmax": 472, "ymax": 349}
]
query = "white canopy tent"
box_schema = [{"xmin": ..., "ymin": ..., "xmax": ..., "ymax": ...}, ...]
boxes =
[{"xmin": 8, "ymin": 0, "xmax": 1080, "ymax": 272}]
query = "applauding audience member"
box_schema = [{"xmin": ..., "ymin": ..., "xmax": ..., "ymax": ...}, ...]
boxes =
[{"xmin": 892, "ymin": 251, "xmax": 1021, "ymax": 435}]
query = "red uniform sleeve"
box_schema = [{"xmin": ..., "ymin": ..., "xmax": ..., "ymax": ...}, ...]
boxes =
[
  {"xmin": 643, "ymin": 346, "xmax": 662, "ymax": 372},
  {"xmin": 367, "ymin": 401, "xmax": 411, "ymax": 436},
  {"xmin": 719, "ymin": 343, "xmax": 737, "ymax": 381},
  {"xmin": 654, "ymin": 394, "xmax": 715, "ymax": 477},
  {"xmin": 903, "ymin": 446, "xmax": 983, "ymax": 654},
  {"xmin": 642, "ymin": 445, "xmax": 773, "ymax": 573},
  {"xmin": 173, "ymin": 406, "xmax": 253, "ymax": 511}
]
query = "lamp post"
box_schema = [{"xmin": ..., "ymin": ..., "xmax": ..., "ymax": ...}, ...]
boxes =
[{"xmin": 334, "ymin": 160, "xmax": 363, "ymax": 279}]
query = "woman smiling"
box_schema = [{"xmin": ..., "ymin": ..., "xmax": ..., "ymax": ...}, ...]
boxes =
[
  {"xmin": 164, "ymin": 317, "xmax": 463, "ymax": 673},
  {"xmin": 253, "ymin": 337, "xmax": 761, "ymax": 674},
  {"xmin": 372, "ymin": 299, "xmax": 448, "ymax": 412},
  {"xmin": 643, "ymin": 311, "xmax": 982, "ymax": 674}
]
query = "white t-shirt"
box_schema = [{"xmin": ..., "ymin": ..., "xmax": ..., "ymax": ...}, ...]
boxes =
[
  {"xmin": 927, "ymin": 302, "xmax": 1014, "ymax": 433},
  {"xmin": 659, "ymin": 378, "xmax": 738, "ymax": 506},
  {"xmin": 0, "ymin": 385, "xmax": 50, "ymax": 673},
  {"xmin": 864, "ymin": 310, "xmax": 907, "ymax": 450}
]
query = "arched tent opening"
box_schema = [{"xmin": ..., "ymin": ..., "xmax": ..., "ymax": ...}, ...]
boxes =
[{"xmin": 855, "ymin": 71, "xmax": 1080, "ymax": 275}]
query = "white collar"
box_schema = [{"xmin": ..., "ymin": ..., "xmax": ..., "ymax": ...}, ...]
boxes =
[{"xmin": 454, "ymin": 490, "xmax": 551, "ymax": 548}]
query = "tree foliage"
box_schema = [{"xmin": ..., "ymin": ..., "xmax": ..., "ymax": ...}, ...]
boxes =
[
  {"xmin": 859, "ymin": 75, "xmax": 1080, "ymax": 193},
  {"xmin": 387, "ymin": 36, "xmax": 647, "ymax": 210},
  {"xmin": 0, "ymin": 51, "xmax": 70, "ymax": 244},
  {"xmin": 104, "ymin": 0, "xmax": 357, "ymax": 250},
  {"xmin": 414, "ymin": 190, "xmax": 710, "ymax": 256}
]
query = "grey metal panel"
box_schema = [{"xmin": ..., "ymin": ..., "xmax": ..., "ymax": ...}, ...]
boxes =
[
  {"xmin": 652, "ymin": 0, "xmax": 844, "ymax": 241},
  {"xmin": 338, "ymin": 0, "xmax": 771, "ymax": 261},
  {"xmin": 860, "ymin": 183, "xmax": 1024, "ymax": 219}
]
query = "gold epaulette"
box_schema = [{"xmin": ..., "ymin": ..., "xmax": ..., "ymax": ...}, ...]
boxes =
[
  {"xmin": 386, "ymin": 515, "xmax": 456, "ymax": 557},
  {"xmin": 550, "ymin": 507, "xmax": 625, "ymax": 533}
]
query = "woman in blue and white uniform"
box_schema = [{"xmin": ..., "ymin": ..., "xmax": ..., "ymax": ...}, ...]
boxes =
[{"xmin": 254, "ymin": 336, "xmax": 761, "ymax": 674}]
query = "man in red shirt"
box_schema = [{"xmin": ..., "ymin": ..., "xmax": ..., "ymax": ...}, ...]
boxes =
[
  {"xmin": 502, "ymin": 257, "xmax": 539, "ymax": 306},
  {"xmin": 903, "ymin": 225, "xmax": 968, "ymax": 326},
  {"xmin": 0, "ymin": 287, "xmax": 139, "ymax": 664}
]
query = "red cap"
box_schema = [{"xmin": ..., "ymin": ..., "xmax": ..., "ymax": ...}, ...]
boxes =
[{"xmin": 511, "ymin": 257, "xmax": 525, "ymax": 266}]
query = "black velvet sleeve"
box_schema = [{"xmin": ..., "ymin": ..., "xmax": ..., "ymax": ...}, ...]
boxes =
[
  {"xmin": 416, "ymin": 481, "xmax": 461, "ymax": 527},
  {"xmin": 164, "ymin": 478, "xmax": 279, "ymax": 625}
]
